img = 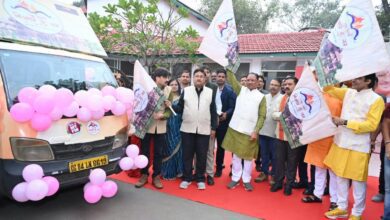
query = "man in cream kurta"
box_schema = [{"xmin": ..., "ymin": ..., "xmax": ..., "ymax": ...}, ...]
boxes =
[
  {"xmin": 222, "ymin": 70, "xmax": 266, "ymax": 191},
  {"xmin": 323, "ymin": 74, "xmax": 385, "ymax": 220}
]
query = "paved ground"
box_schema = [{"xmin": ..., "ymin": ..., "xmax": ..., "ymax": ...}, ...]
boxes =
[{"xmin": 0, "ymin": 180, "xmax": 256, "ymax": 220}]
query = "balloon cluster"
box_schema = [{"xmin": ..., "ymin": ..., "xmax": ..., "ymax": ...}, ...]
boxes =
[
  {"xmin": 10, "ymin": 85, "xmax": 134, "ymax": 132},
  {"xmin": 83, "ymin": 168, "xmax": 118, "ymax": 204},
  {"xmin": 12, "ymin": 164, "xmax": 59, "ymax": 202},
  {"xmin": 119, "ymin": 144, "xmax": 149, "ymax": 171}
]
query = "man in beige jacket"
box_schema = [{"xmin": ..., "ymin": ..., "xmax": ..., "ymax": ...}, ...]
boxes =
[{"xmin": 135, "ymin": 68, "xmax": 172, "ymax": 189}]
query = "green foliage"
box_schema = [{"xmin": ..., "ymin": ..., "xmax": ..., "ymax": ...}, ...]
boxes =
[
  {"xmin": 88, "ymin": 0, "xmax": 199, "ymax": 70},
  {"xmin": 199, "ymin": 0, "xmax": 279, "ymax": 34},
  {"xmin": 376, "ymin": 1, "xmax": 390, "ymax": 41},
  {"xmin": 279, "ymin": 0, "xmax": 342, "ymax": 31}
]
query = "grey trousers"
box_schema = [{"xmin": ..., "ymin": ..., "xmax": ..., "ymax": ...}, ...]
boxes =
[{"xmin": 205, "ymin": 136, "xmax": 216, "ymax": 177}]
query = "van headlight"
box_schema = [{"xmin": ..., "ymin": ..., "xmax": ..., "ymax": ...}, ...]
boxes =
[
  {"xmin": 112, "ymin": 127, "xmax": 128, "ymax": 149},
  {"xmin": 10, "ymin": 138, "xmax": 54, "ymax": 161}
]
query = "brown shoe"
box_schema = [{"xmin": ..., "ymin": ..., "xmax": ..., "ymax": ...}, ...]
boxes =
[
  {"xmin": 152, "ymin": 176, "xmax": 163, "ymax": 189},
  {"xmin": 254, "ymin": 172, "xmax": 268, "ymax": 183},
  {"xmin": 135, "ymin": 174, "xmax": 148, "ymax": 188}
]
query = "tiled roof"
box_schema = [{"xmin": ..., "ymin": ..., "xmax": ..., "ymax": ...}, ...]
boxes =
[{"xmin": 237, "ymin": 30, "xmax": 326, "ymax": 54}]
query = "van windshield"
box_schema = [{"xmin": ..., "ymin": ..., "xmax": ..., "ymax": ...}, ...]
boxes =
[{"xmin": 0, "ymin": 49, "xmax": 118, "ymax": 106}]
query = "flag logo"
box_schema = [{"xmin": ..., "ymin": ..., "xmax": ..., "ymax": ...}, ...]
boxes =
[
  {"xmin": 213, "ymin": 13, "xmax": 238, "ymax": 44},
  {"xmin": 288, "ymin": 88, "xmax": 321, "ymax": 120},
  {"xmin": 3, "ymin": 0, "xmax": 62, "ymax": 34},
  {"xmin": 329, "ymin": 6, "xmax": 372, "ymax": 49}
]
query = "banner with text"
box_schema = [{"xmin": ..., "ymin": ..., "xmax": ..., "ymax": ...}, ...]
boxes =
[
  {"xmin": 281, "ymin": 65, "xmax": 337, "ymax": 149},
  {"xmin": 0, "ymin": 0, "xmax": 106, "ymax": 57},
  {"xmin": 314, "ymin": 0, "xmax": 390, "ymax": 87},
  {"xmin": 198, "ymin": 0, "xmax": 240, "ymax": 72}
]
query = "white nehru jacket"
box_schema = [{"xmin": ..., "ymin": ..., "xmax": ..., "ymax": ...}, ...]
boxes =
[
  {"xmin": 229, "ymin": 86, "xmax": 264, "ymax": 135},
  {"xmin": 180, "ymin": 86, "xmax": 213, "ymax": 135}
]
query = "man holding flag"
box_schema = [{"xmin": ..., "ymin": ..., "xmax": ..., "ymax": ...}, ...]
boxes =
[
  {"xmin": 222, "ymin": 71, "xmax": 266, "ymax": 191},
  {"xmin": 323, "ymin": 74, "xmax": 385, "ymax": 219}
]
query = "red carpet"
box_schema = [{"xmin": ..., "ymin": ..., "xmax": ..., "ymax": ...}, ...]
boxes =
[{"xmin": 111, "ymin": 157, "xmax": 383, "ymax": 220}]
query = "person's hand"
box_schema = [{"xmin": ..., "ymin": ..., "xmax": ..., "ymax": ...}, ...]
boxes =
[
  {"xmin": 164, "ymin": 100, "xmax": 172, "ymax": 108},
  {"xmin": 332, "ymin": 117, "xmax": 345, "ymax": 126},
  {"xmin": 210, "ymin": 130, "xmax": 216, "ymax": 139},
  {"xmin": 153, "ymin": 112, "xmax": 164, "ymax": 120},
  {"xmin": 370, "ymin": 141, "xmax": 376, "ymax": 153},
  {"xmin": 250, "ymin": 132, "xmax": 257, "ymax": 141},
  {"xmin": 220, "ymin": 112, "xmax": 227, "ymax": 122}
]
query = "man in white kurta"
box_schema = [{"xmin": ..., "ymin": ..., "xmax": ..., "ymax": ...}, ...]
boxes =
[{"xmin": 323, "ymin": 74, "xmax": 385, "ymax": 220}]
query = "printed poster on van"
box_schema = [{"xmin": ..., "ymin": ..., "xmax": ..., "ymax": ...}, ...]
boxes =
[
  {"xmin": 0, "ymin": 0, "xmax": 107, "ymax": 57},
  {"xmin": 281, "ymin": 66, "xmax": 337, "ymax": 149},
  {"xmin": 313, "ymin": 0, "xmax": 390, "ymax": 87}
]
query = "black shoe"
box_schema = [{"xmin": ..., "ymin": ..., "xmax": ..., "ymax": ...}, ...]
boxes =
[
  {"xmin": 329, "ymin": 202, "xmax": 338, "ymax": 211},
  {"xmin": 291, "ymin": 181, "xmax": 308, "ymax": 189},
  {"xmin": 215, "ymin": 169, "xmax": 222, "ymax": 178},
  {"xmin": 303, "ymin": 188, "xmax": 314, "ymax": 195},
  {"xmin": 206, "ymin": 175, "xmax": 214, "ymax": 186},
  {"xmin": 270, "ymin": 184, "xmax": 282, "ymax": 192},
  {"xmin": 255, "ymin": 164, "xmax": 261, "ymax": 172},
  {"xmin": 284, "ymin": 186, "xmax": 292, "ymax": 196}
]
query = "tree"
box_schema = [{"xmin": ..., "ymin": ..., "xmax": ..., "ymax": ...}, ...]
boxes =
[
  {"xmin": 88, "ymin": 0, "xmax": 199, "ymax": 72},
  {"xmin": 279, "ymin": 0, "xmax": 342, "ymax": 31},
  {"xmin": 199, "ymin": 0, "xmax": 279, "ymax": 34},
  {"xmin": 376, "ymin": 0, "xmax": 390, "ymax": 41}
]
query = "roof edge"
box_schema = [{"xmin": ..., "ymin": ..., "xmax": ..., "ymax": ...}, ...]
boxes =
[{"xmin": 170, "ymin": 0, "xmax": 211, "ymax": 24}]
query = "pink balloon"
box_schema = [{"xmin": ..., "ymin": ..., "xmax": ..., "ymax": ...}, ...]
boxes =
[
  {"xmin": 83, "ymin": 182, "xmax": 93, "ymax": 192},
  {"xmin": 26, "ymin": 179, "xmax": 49, "ymax": 201},
  {"xmin": 89, "ymin": 168, "xmax": 106, "ymax": 185},
  {"xmin": 42, "ymin": 176, "xmax": 59, "ymax": 197},
  {"xmin": 116, "ymin": 87, "xmax": 134, "ymax": 104},
  {"xmin": 87, "ymin": 95, "xmax": 103, "ymax": 112},
  {"xmin": 101, "ymin": 180, "xmax": 118, "ymax": 198},
  {"xmin": 38, "ymin": 85, "xmax": 56, "ymax": 97},
  {"xmin": 18, "ymin": 87, "xmax": 38, "ymax": 105},
  {"xmin": 111, "ymin": 101, "xmax": 126, "ymax": 116},
  {"xmin": 33, "ymin": 94, "xmax": 56, "ymax": 114},
  {"xmin": 50, "ymin": 107, "xmax": 63, "ymax": 121},
  {"xmin": 30, "ymin": 114, "xmax": 52, "ymax": 131},
  {"xmin": 101, "ymin": 86, "xmax": 117, "ymax": 97},
  {"xmin": 10, "ymin": 103, "xmax": 34, "ymax": 122},
  {"xmin": 88, "ymin": 88, "xmax": 103, "ymax": 97},
  {"xmin": 77, "ymin": 107, "xmax": 91, "ymax": 122},
  {"xmin": 126, "ymin": 144, "xmax": 139, "ymax": 158},
  {"xmin": 55, "ymin": 88, "xmax": 74, "ymax": 108},
  {"xmin": 23, "ymin": 164, "xmax": 44, "ymax": 182},
  {"xmin": 63, "ymin": 101, "xmax": 79, "ymax": 117},
  {"xmin": 74, "ymin": 90, "xmax": 88, "ymax": 107},
  {"xmin": 134, "ymin": 155, "xmax": 148, "ymax": 169},
  {"xmin": 102, "ymin": 95, "xmax": 116, "ymax": 112},
  {"xmin": 91, "ymin": 108, "xmax": 105, "ymax": 120},
  {"xmin": 12, "ymin": 182, "xmax": 28, "ymax": 202},
  {"xmin": 84, "ymin": 185, "xmax": 102, "ymax": 204},
  {"xmin": 119, "ymin": 157, "xmax": 134, "ymax": 171}
]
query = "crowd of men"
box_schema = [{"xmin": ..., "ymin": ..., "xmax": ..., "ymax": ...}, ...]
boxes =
[{"xmin": 131, "ymin": 66, "xmax": 389, "ymax": 220}]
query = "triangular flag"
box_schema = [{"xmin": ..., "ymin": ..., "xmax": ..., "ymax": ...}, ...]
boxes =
[
  {"xmin": 281, "ymin": 65, "xmax": 337, "ymax": 149},
  {"xmin": 198, "ymin": 0, "xmax": 240, "ymax": 72},
  {"xmin": 314, "ymin": 0, "xmax": 390, "ymax": 87},
  {"xmin": 132, "ymin": 60, "xmax": 164, "ymax": 139}
]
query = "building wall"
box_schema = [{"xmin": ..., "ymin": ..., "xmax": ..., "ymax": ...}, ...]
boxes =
[{"xmin": 87, "ymin": 0, "xmax": 208, "ymax": 36}]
